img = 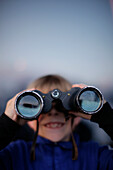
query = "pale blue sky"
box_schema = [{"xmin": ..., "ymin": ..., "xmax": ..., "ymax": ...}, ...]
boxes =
[{"xmin": 0, "ymin": 0, "xmax": 113, "ymax": 91}]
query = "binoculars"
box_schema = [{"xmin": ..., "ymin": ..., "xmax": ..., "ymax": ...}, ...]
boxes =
[{"xmin": 15, "ymin": 86, "xmax": 104, "ymax": 120}]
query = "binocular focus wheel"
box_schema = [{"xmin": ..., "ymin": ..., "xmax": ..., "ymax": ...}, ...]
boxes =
[{"xmin": 51, "ymin": 89, "xmax": 60, "ymax": 99}]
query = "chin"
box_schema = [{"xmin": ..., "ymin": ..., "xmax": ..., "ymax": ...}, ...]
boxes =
[
  {"xmin": 45, "ymin": 134, "xmax": 70, "ymax": 142},
  {"xmin": 45, "ymin": 135, "xmax": 62, "ymax": 142},
  {"xmin": 49, "ymin": 138, "xmax": 61, "ymax": 142}
]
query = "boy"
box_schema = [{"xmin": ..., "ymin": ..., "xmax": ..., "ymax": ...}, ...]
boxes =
[{"xmin": 0, "ymin": 74, "xmax": 113, "ymax": 170}]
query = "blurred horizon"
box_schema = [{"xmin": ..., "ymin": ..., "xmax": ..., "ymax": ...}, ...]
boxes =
[{"xmin": 0, "ymin": 0, "xmax": 113, "ymax": 109}]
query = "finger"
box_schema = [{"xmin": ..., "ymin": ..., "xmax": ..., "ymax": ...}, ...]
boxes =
[
  {"xmin": 69, "ymin": 111, "xmax": 92, "ymax": 120},
  {"xmin": 72, "ymin": 84, "xmax": 87, "ymax": 89}
]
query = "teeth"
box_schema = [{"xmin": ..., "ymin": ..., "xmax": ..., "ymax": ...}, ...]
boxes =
[
  {"xmin": 46, "ymin": 124, "xmax": 50, "ymax": 128},
  {"xmin": 51, "ymin": 123, "xmax": 58, "ymax": 128},
  {"xmin": 45, "ymin": 123, "xmax": 63, "ymax": 128}
]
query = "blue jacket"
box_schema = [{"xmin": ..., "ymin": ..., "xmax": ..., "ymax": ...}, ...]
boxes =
[{"xmin": 0, "ymin": 134, "xmax": 113, "ymax": 170}]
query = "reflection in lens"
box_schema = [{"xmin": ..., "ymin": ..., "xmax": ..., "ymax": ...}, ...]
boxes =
[
  {"xmin": 16, "ymin": 94, "xmax": 43, "ymax": 118},
  {"xmin": 78, "ymin": 90, "xmax": 101, "ymax": 112}
]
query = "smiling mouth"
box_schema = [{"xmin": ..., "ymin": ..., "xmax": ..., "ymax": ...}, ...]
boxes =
[{"xmin": 44, "ymin": 122, "xmax": 64, "ymax": 129}]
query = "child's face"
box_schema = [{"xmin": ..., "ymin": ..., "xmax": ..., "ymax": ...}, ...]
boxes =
[{"xmin": 38, "ymin": 102, "xmax": 80, "ymax": 142}]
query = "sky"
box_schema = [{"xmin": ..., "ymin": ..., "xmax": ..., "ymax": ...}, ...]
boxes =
[{"xmin": 0, "ymin": 0, "xmax": 113, "ymax": 93}]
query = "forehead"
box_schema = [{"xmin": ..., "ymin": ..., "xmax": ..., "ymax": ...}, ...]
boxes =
[{"xmin": 34, "ymin": 83, "xmax": 71, "ymax": 93}]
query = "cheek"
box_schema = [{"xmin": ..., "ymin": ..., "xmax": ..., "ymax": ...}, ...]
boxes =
[
  {"xmin": 61, "ymin": 120, "xmax": 72, "ymax": 141},
  {"xmin": 38, "ymin": 114, "xmax": 45, "ymax": 122},
  {"xmin": 64, "ymin": 120, "xmax": 72, "ymax": 133}
]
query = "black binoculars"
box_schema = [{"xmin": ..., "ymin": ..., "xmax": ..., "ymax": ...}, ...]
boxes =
[{"xmin": 15, "ymin": 86, "xmax": 104, "ymax": 120}]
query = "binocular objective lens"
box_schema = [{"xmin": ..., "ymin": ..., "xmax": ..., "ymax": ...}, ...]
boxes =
[
  {"xmin": 78, "ymin": 89, "xmax": 102, "ymax": 113},
  {"xmin": 16, "ymin": 92, "xmax": 43, "ymax": 119}
]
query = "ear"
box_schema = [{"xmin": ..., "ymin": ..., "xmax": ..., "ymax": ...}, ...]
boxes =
[{"xmin": 72, "ymin": 117, "xmax": 81, "ymax": 130}]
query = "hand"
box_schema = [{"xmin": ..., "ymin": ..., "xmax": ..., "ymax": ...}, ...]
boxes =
[
  {"xmin": 5, "ymin": 89, "xmax": 34, "ymax": 125},
  {"xmin": 69, "ymin": 84, "xmax": 92, "ymax": 120}
]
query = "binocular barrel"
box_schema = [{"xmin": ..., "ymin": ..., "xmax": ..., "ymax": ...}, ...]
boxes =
[{"xmin": 15, "ymin": 86, "xmax": 104, "ymax": 120}]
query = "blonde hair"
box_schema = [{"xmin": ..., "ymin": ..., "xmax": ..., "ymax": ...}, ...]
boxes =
[{"xmin": 28, "ymin": 74, "xmax": 72, "ymax": 93}]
